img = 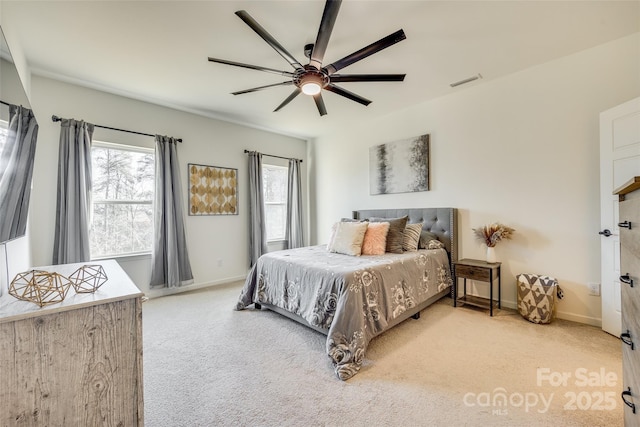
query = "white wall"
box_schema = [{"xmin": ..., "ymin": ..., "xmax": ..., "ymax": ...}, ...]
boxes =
[
  {"xmin": 27, "ymin": 76, "xmax": 307, "ymax": 297},
  {"xmin": 0, "ymin": 20, "xmax": 31, "ymax": 100},
  {"xmin": 311, "ymin": 33, "xmax": 640, "ymax": 326}
]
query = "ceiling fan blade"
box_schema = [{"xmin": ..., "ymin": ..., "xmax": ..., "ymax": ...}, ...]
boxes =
[
  {"xmin": 323, "ymin": 29, "xmax": 406, "ymax": 75},
  {"xmin": 330, "ymin": 74, "xmax": 406, "ymax": 83},
  {"xmin": 232, "ymin": 81, "xmax": 294, "ymax": 95},
  {"xmin": 309, "ymin": 0, "xmax": 342, "ymax": 70},
  {"xmin": 313, "ymin": 93, "xmax": 328, "ymax": 116},
  {"xmin": 208, "ymin": 57, "xmax": 294, "ymax": 77},
  {"xmin": 235, "ymin": 10, "xmax": 304, "ymax": 71},
  {"xmin": 274, "ymin": 89, "xmax": 301, "ymax": 112},
  {"xmin": 324, "ymin": 84, "xmax": 371, "ymax": 106}
]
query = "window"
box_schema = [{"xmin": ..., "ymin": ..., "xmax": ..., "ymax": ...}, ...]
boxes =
[
  {"xmin": 90, "ymin": 142, "xmax": 154, "ymax": 258},
  {"xmin": 0, "ymin": 119, "xmax": 8, "ymax": 154},
  {"xmin": 262, "ymin": 164, "xmax": 288, "ymax": 241}
]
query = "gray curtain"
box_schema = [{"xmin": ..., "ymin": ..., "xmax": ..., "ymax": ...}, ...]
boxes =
[
  {"xmin": 285, "ymin": 158, "xmax": 304, "ymax": 249},
  {"xmin": 0, "ymin": 105, "xmax": 38, "ymax": 243},
  {"xmin": 53, "ymin": 118, "xmax": 94, "ymax": 264},
  {"xmin": 150, "ymin": 135, "xmax": 193, "ymax": 288},
  {"xmin": 248, "ymin": 151, "xmax": 266, "ymax": 266}
]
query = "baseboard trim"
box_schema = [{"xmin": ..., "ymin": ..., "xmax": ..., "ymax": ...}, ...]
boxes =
[
  {"xmin": 555, "ymin": 310, "xmax": 602, "ymax": 327},
  {"xmin": 500, "ymin": 299, "xmax": 517, "ymax": 310},
  {"xmin": 145, "ymin": 274, "xmax": 247, "ymax": 299},
  {"xmin": 497, "ymin": 299, "xmax": 602, "ymax": 327}
]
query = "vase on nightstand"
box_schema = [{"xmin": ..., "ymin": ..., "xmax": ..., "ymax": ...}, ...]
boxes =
[{"xmin": 486, "ymin": 246, "xmax": 497, "ymax": 263}]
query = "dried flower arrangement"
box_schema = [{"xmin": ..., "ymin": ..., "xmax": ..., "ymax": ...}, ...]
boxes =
[{"xmin": 473, "ymin": 223, "xmax": 515, "ymax": 247}]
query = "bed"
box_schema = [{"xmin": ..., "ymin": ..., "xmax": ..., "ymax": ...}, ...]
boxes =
[{"xmin": 236, "ymin": 208, "xmax": 458, "ymax": 380}]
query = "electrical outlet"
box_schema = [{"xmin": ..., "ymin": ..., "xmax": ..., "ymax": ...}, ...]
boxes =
[{"xmin": 588, "ymin": 282, "xmax": 600, "ymax": 296}]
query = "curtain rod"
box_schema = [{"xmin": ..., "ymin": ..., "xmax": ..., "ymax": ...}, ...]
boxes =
[
  {"xmin": 244, "ymin": 149, "xmax": 302, "ymax": 163},
  {"xmin": 51, "ymin": 115, "xmax": 182, "ymax": 143},
  {"xmin": 1, "ymin": 100, "xmax": 33, "ymax": 110}
]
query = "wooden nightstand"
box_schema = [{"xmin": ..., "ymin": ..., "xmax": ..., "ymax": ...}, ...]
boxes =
[{"xmin": 453, "ymin": 258, "xmax": 501, "ymax": 316}]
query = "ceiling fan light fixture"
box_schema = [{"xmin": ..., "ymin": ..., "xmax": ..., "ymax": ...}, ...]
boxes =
[
  {"xmin": 299, "ymin": 73, "xmax": 325, "ymax": 96},
  {"xmin": 301, "ymin": 81, "xmax": 322, "ymax": 96}
]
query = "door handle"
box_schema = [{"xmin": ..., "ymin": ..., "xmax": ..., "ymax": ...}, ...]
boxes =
[
  {"xmin": 621, "ymin": 388, "xmax": 636, "ymax": 414},
  {"xmin": 618, "ymin": 221, "xmax": 632, "ymax": 229},
  {"xmin": 621, "ymin": 330, "xmax": 635, "ymax": 350},
  {"xmin": 598, "ymin": 229, "xmax": 612, "ymax": 237},
  {"xmin": 620, "ymin": 274, "xmax": 634, "ymax": 287}
]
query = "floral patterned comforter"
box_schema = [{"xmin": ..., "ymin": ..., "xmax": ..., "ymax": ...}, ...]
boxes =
[{"xmin": 235, "ymin": 245, "xmax": 452, "ymax": 380}]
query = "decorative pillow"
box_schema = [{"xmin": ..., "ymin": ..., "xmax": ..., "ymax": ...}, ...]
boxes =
[
  {"xmin": 361, "ymin": 222, "xmax": 390, "ymax": 255},
  {"xmin": 427, "ymin": 239, "xmax": 445, "ymax": 250},
  {"xmin": 327, "ymin": 219, "xmax": 367, "ymax": 248},
  {"xmin": 419, "ymin": 230, "xmax": 439, "ymax": 249},
  {"xmin": 402, "ymin": 222, "xmax": 423, "ymax": 252},
  {"xmin": 327, "ymin": 221, "xmax": 369, "ymax": 256},
  {"xmin": 369, "ymin": 216, "xmax": 408, "ymax": 253},
  {"xmin": 327, "ymin": 222, "xmax": 338, "ymax": 248},
  {"xmin": 341, "ymin": 218, "xmax": 367, "ymax": 223}
]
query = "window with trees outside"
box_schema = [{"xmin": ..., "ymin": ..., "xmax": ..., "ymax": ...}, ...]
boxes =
[
  {"xmin": 262, "ymin": 164, "xmax": 288, "ymax": 241},
  {"xmin": 90, "ymin": 142, "xmax": 154, "ymax": 258}
]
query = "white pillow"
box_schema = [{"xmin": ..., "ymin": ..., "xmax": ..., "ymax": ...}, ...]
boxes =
[{"xmin": 327, "ymin": 221, "xmax": 369, "ymax": 256}]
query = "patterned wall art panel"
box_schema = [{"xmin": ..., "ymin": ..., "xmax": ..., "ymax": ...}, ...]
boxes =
[
  {"xmin": 369, "ymin": 134, "xmax": 430, "ymax": 195},
  {"xmin": 188, "ymin": 163, "xmax": 238, "ymax": 215}
]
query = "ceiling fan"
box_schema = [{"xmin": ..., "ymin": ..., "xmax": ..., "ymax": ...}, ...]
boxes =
[{"xmin": 207, "ymin": 0, "xmax": 406, "ymax": 116}]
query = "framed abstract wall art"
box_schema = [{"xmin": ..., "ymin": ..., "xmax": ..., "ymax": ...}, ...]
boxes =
[
  {"xmin": 188, "ymin": 163, "xmax": 238, "ymax": 215},
  {"xmin": 369, "ymin": 134, "xmax": 430, "ymax": 195}
]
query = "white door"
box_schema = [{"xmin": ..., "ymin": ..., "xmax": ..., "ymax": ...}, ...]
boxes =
[{"xmin": 600, "ymin": 97, "xmax": 640, "ymax": 337}]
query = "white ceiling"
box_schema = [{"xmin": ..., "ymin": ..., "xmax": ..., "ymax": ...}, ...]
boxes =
[{"xmin": 3, "ymin": 0, "xmax": 639, "ymax": 139}]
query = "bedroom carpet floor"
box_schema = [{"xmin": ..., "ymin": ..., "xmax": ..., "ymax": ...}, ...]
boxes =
[{"xmin": 142, "ymin": 282, "xmax": 622, "ymax": 427}]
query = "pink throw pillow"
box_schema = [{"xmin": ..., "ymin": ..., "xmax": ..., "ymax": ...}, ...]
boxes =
[{"xmin": 361, "ymin": 222, "xmax": 390, "ymax": 255}]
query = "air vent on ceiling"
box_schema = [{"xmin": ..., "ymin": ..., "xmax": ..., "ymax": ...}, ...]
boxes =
[{"xmin": 450, "ymin": 74, "xmax": 483, "ymax": 88}]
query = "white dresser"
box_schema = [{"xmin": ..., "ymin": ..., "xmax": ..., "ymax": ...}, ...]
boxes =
[
  {"xmin": 0, "ymin": 259, "xmax": 144, "ymax": 426},
  {"xmin": 615, "ymin": 177, "xmax": 640, "ymax": 425}
]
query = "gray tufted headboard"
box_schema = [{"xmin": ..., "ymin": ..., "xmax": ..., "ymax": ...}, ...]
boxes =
[{"xmin": 352, "ymin": 207, "xmax": 458, "ymax": 271}]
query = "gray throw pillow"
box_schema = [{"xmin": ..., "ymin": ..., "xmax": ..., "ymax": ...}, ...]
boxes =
[
  {"xmin": 341, "ymin": 218, "xmax": 367, "ymax": 223},
  {"xmin": 369, "ymin": 215, "xmax": 408, "ymax": 253},
  {"xmin": 419, "ymin": 230, "xmax": 439, "ymax": 249}
]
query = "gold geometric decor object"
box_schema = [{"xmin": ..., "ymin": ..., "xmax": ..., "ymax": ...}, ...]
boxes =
[
  {"xmin": 69, "ymin": 264, "xmax": 108, "ymax": 293},
  {"xmin": 188, "ymin": 163, "xmax": 238, "ymax": 215},
  {"xmin": 9, "ymin": 270, "xmax": 72, "ymax": 307}
]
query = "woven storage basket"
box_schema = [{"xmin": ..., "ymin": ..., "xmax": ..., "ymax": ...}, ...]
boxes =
[{"xmin": 516, "ymin": 274, "xmax": 560, "ymax": 324}]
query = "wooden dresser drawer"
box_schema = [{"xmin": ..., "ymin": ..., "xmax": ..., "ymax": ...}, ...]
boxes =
[
  {"xmin": 455, "ymin": 264, "xmax": 491, "ymax": 281},
  {"xmin": 617, "ymin": 179, "xmax": 640, "ymax": 425},
  {"xmin": 622, "ymin": 334, "xmax": 640, "ymax": 424},
  {"xmin": 619, "ymin": 197, "xmax": 640, "ymax": 260}
]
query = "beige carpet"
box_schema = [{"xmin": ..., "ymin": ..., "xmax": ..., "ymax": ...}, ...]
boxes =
[{"xmin": 142, "ymin": 282, "xmax": 622, "ymax": 426}]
